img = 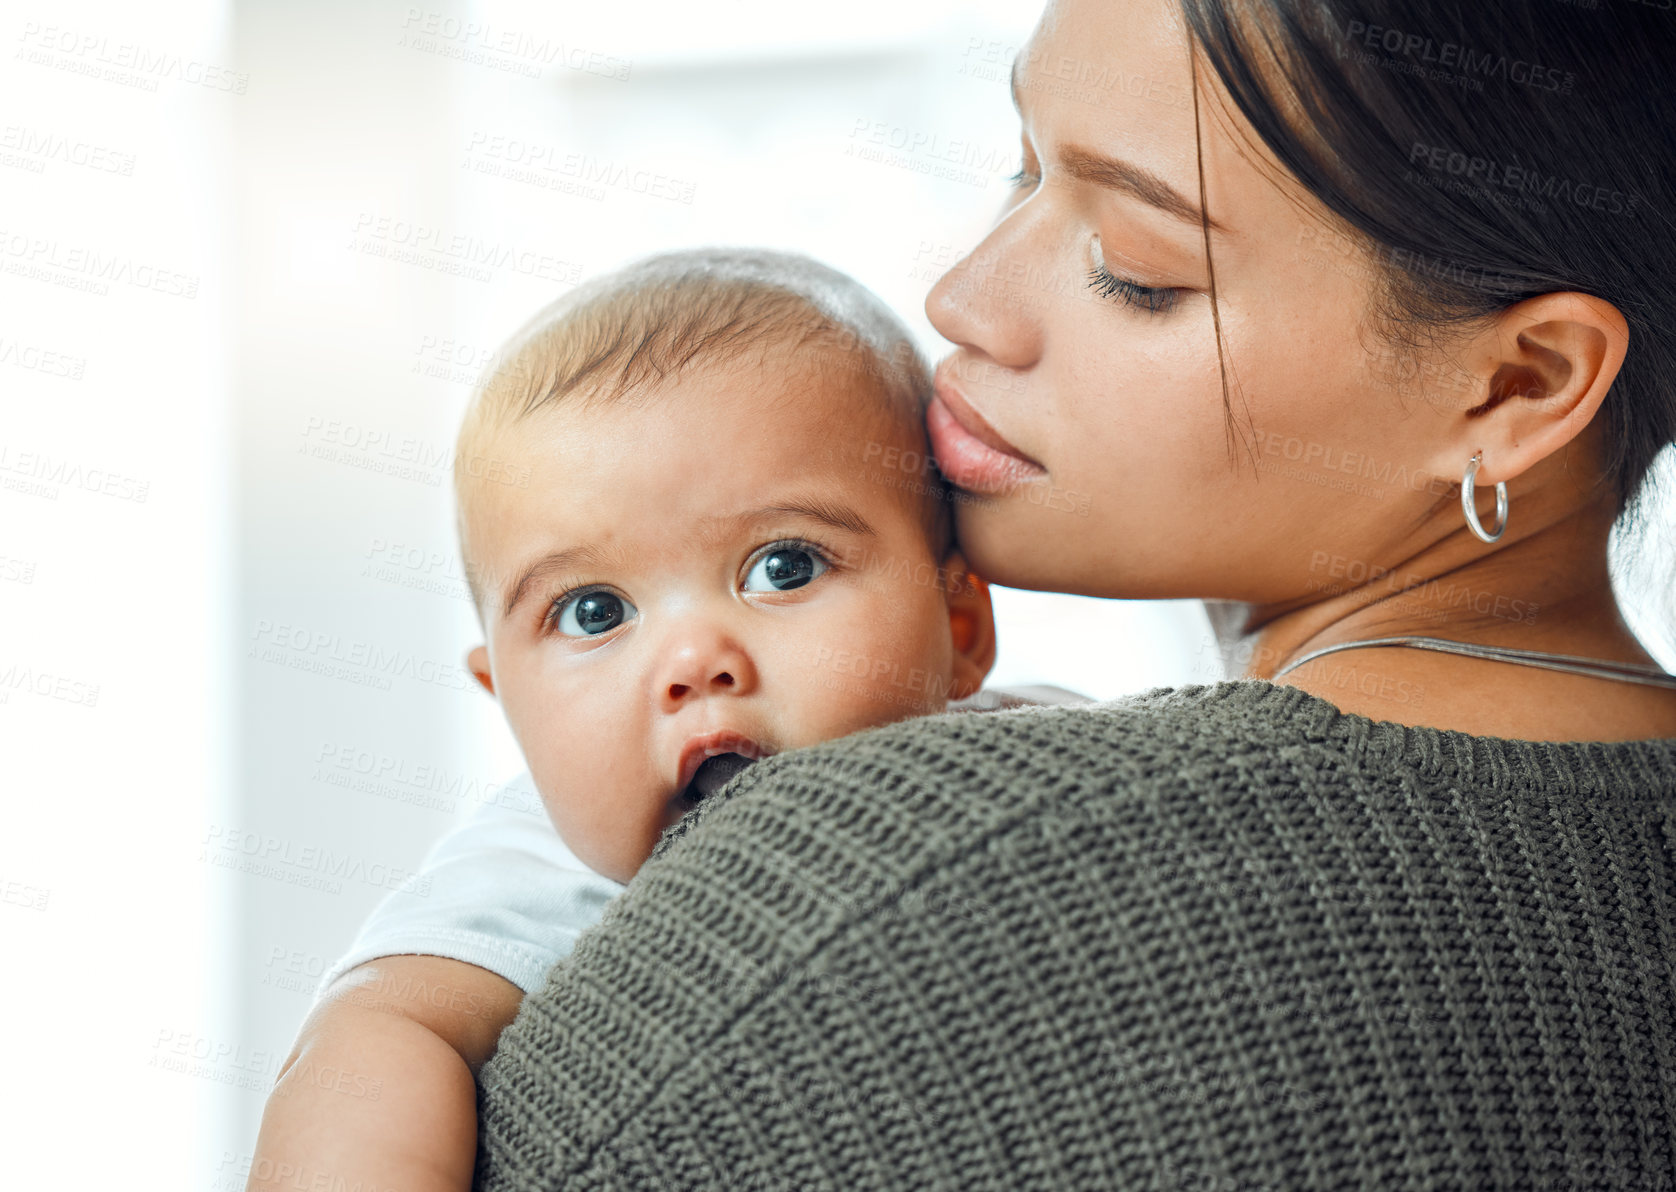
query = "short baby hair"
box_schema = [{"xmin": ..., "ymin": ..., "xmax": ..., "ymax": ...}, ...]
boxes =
[{"xmin": 455, "ymin": 247, "xmax": 953, "ymax": 614}]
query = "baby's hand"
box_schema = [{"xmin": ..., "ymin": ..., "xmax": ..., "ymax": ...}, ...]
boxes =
[{"xmin": 246, "ymin": 955, "xmax": 525, "ymax": 1192}]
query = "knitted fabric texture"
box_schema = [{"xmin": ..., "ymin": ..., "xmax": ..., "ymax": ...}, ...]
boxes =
[{"xmin": 474, "ymin": 680, "xmax": 1676, "ymax": 1191}]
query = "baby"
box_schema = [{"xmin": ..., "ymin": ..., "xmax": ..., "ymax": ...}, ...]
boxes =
[
  {"xmin": 452, "ymin": 247, "xmax": 1001, "ymax": 884},
  {"xmin": 247, "ymin": 248, "xmax": 1078, "ymax": 1191}
]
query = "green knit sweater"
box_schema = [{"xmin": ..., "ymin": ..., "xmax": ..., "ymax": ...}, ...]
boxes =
[{"xmin": 474, "ymin": 681, "xmax": 1676, "ymax": 1190}]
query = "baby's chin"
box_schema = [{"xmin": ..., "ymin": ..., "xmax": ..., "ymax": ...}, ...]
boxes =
[
  {"xmin": 580, "ymin": 835, "xmax": 655, "ymax": 886},
  {"xmin": 535, "ymin": 797, "xmax": 660, "ymax": 886},
  {"xmin": 544, "ymin": 774, "xmax": 750, "ymax": 885}
]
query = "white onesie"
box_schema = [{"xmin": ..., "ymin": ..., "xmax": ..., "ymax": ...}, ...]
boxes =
[
  {"xmin": 313, "ymin": 791, "xmax": 621, "ymax": 1000},
  {"xmin": 312, "ymin": 685, "xmax": 1092, "ymax": 1002}
]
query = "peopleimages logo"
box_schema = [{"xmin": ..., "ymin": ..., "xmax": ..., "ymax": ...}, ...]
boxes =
[
  {"xmin": 462, "ymin": 132, "xmax": 697, "ymax": 205},
  {"xmin": 397, "ymin": 10, "xmax": 630, "ymax": 81},
  {"xmin": 1341, "ymin": 19, "xmax": 1575, "ymax": 94},
  {"xmin": 312, "ymin": 740, "xmax": 541, "ymax": 816},
  {"xmin": 0, "ymin": 334, "xmax": 86, "ymax": 380},
  {"xmin": 0, "ymin": 124, "xmax": 136, "ymax": 176},
  {"xmin": 16, "ymin": 22, "xmax": 250, "ymax": 94},
  {"xmin": 1408, "ymin": 141, "xmax": 1641, "ymax": 217},
  {"xmin": 1306, "ymin": 549, "xmax": 1540, "ymax": 626},
  {"xmin": 0, "ymin": 661, "xmax": 99, "ymax": 707},
  {"xmin": 1247, "ymin": 429, "xmax": 1453, "ymax": 499},
  {"xmin": 0, "ymin": 443, "xmax": 147, "ymax": 503},
  {"xmin": 200, "ymin": 823, "xmax": 433, "ymax": 896},
  {"xmin": 249, "ymin": 618, "xmax": 478, "ymax": 694},
  {"xmin": 0, "ymin": 227, "xmax": 199, "ymax": 298},
  {"xmin": 844, "ymin": 119, "xmax": 1015, "ymax": 189},
  {"xmin": 348, "ymin": 212, "xmax": 583, "ymax": 287}
]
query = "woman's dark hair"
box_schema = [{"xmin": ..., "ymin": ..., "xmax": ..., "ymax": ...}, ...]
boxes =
[{"xmin": 1179, "ymin": 0, "xmax": 1675, "ymax": 594}]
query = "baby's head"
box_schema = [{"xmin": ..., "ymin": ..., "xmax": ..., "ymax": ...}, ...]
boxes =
[{"xmin": 456, "ymin": 248, "xmax": 996, "ymax": 882}]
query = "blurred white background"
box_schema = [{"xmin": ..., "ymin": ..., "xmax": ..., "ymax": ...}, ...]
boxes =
[
  {"xmin": 0, "ymin": 0, "xmax": 1213, "ymax": 1185},
  {"xmin": 3, "ymin": 0, "xmax": 1671, "ymax": 1187}
]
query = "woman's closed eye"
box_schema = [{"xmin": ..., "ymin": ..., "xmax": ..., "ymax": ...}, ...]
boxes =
[
  {"xmin": 1088, "ymin": 264, "xmax": 1179, "ymax": 314},
  {"xmin": 1002, "ymin": 154, "xmax": 1180, "ymax": 315},
  {"xmin": 1088, "ymin": 234, "xmax": 1181, "ymax": 315}
]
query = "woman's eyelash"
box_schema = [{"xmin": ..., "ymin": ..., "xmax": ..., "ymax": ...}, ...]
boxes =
[
  {"xmin": 1000, "ymin": 175, "xmax": 1174, "ymax": 314},
  {"xmin": 1087, "ymin": 265, "xmax": 1180, "ymax": 314}
]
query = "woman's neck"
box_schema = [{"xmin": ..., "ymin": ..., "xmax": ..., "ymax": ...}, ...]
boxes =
[{"xmin": 1211, "ymin": 492, "xmax": 1676, "ymax": 742}]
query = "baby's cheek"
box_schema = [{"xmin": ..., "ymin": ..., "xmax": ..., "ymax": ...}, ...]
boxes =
[
  {"xmin": 807, "ymin": 642, "xmax": 947, "ymax": 731},
  {"xmin": 809, "ymin": 587, "xmax": 950, "ymax": 720}
]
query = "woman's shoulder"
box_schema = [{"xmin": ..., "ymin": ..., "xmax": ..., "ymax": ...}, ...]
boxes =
[
  {"xmin": 487, "ymin": 682, "xmax": 1676, "ymax": 1192},
  {"xmin": 485, "ymin": 693, "xmax": 1676, "ymax": 1192},
  {"xmin": 653, "ymin": 677, "xmax": 1676, "ymax": 872},
  {"xmin": 649, "ymin": 681, "xmax": 1336, "ymax": 868}
]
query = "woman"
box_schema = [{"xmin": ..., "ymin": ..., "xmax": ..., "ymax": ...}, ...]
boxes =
[{"xmin": 380, "ymin": 0, "xmax": 1676, "ymax": 1187}]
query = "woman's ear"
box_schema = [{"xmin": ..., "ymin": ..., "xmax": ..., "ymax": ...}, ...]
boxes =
[
  {"xmin": 1440, "ymin": 290, "xmax": 1628, "ymax": 490},
  {"xmin": 467, "ymin": 645, "xmax": 495, "ymax": 697},
  {"xmin": 941, "ymin": 549, "xmax": 997, "ymax": 700}
]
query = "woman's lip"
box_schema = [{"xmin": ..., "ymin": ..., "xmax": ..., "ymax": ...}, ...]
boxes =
[{"xmin": 926, "ymin": 378, "xmax": 1046, "ymax": 495}]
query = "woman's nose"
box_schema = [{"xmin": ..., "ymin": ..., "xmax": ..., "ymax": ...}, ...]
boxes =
[
  {"xmin": 924, "ymin": 206, "xmax": 1046, "ymax": 372},
  {"xmin": 655, "ymin": 625, "xmax": 758, "ymax": 710}
]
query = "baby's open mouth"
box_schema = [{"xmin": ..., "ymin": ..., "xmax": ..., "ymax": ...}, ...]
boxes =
[{"xmin": 679, "ymin": 752, "xmax": 757, "ymax": 806}]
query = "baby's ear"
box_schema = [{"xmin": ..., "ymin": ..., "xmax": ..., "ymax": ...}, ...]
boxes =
[
  {"xmin": 941, "ymin": 549, "xmax": 996, "ymax": 700},
  {"xmin": 467, "ymin": 645, "xmax": 496, "ymax": 697}
]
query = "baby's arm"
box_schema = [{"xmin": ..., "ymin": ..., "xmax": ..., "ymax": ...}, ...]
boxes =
[
  {"xmin": 248, "ymin": 955, "xmax": 521, "ymax": 1192},
  {"xmin": 244, "ymin": 689, "xmax": 1084, "ymax": 1190},
  {"xmin": 246, "ymin": 788, "xmax": 621, "ymax": 1192}
]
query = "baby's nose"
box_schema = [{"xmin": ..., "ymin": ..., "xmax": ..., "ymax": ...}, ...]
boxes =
[
  {"xmin": 666, "ymin": 668, "xmax": 734, "ymax": 701},
  {"xmin": 658, "ymin": 634, "xmax": 757, "ymax": 707}
]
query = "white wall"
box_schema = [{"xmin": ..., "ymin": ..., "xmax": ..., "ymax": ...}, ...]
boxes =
[
  {"xmin": 0, "ymin": 0, "xmax": 234, "ymax": 1185},
  {"xmin": 213, "ymin": 0, "xmax": 1208, "ymax": 1181}
]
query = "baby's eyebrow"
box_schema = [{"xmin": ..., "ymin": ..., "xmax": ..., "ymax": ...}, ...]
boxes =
[
  {"xmin": 499, "ymin": 499, "xmax": 876, "ymax": 621},
  {"xmin": 736, "ymin": 498, "xmax": 877, "ymax": 539},
  {"xmin": 502, "ymin": 544, "xmax": 609, "ymax": 621}
]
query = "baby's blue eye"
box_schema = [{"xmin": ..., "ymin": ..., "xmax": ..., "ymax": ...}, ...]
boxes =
[
  {"xmin": 553, "ymin": 589, "xmax": 636, "ymax": 636},
  {"xmin": 743, "ymin": 545, "xmax": 828, "ymax": 593}
]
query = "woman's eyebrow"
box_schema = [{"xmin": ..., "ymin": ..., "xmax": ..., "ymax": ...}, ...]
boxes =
[
  {"xmin": 1010, "ymin": 60, "xmax": 1225, "ymax": 234},
  {"xmin": 1060, "ymin": 146, "xmax": 1225, "ymax": 233}
]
